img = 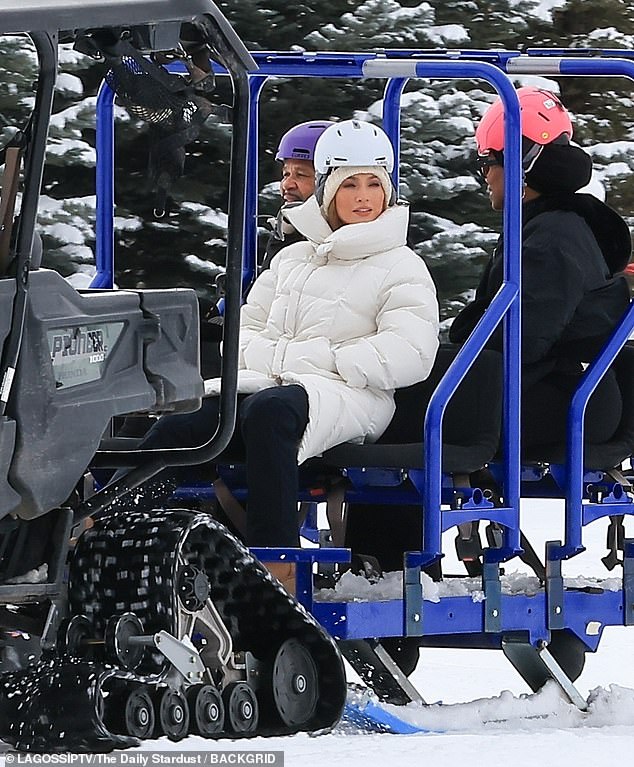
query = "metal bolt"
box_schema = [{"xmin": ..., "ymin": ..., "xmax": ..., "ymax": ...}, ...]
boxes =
[
  {"xmin": 555, "ymin": 606, "xmax": 562, "ymax": 614},
  {"xmin": 492, "ymin": 609, "xmax": 499, "ymax": 617},
  {"xmin": 412, "ymin": 613, "xmax": 420, "ymax": 622}
]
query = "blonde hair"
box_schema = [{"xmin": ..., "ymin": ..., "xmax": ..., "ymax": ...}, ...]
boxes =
[{"xmin": 326, "ymin": 199, "xmax": 344, "ymax": 230}]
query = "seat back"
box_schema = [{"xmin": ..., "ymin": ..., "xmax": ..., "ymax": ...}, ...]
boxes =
[
  {"xmin": 603, "ymin": 343, "xmax": 634, "ymax": 465},
  {"xmin": 523, "ymin": 344, "xmax": 634, "ymax": 470},
  {"xmin": 322, "ymin": 346, "xmax": 503, "ymax": 474}
]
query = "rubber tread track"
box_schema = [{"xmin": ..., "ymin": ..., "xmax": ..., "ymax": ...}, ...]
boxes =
[{"xmin": 0, "ymin": 510, "xmax": 346, "ymax": 751}]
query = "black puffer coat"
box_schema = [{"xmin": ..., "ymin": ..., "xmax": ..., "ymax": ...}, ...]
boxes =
[{"xmin": 449, "ymin": 193, "xmax": 632, "ymax": 389}]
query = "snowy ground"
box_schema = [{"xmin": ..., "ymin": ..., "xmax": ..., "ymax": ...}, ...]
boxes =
[{"xmin": 2, "ymin": 499, "xmax": 634, "ymax": 764}]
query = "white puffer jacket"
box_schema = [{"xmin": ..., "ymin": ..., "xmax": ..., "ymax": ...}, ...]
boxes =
[{"xmin": 207, "ymin": 195, "xmax": 439, "ymax": 463}]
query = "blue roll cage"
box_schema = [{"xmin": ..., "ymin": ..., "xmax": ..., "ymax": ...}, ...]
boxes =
[{"xmin": 93, "ymin": 49, "xmax": 634, "ymax": 650}]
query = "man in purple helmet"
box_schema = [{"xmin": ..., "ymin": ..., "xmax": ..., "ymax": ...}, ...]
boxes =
[
  {"xmin": 261, "ymin": 120, "xmax": 334, "ymax": 271},
  {"xmin": 277, "ymin": 120, "xmax": 334, "ymax": 202}
]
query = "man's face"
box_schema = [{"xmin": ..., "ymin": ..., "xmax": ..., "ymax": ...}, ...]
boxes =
[
  {"xmin": 484, "ymin": 164, "xmax": 505, "ymax": 211},
  {"xmin": 280, "ymin": 159, "xmax": 315, "ymax": 203}
]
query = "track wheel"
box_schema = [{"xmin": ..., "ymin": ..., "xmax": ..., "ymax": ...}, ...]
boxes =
[
  {"xmin": 187, "ymin": 684, "xmax": 225, "ymax": 736},
  {"xmin": 222, "ymin": 682, "xmax": 259, "ymax": 735},
  {"xmin": 157, "ymin": 689, "xmax": 190, "ymax": 741},
  {"xmin": 124, "ymin": 689, "xmax": 155, "ymax": 739},
  {"xmin": 57, "ymin": 615, "xmax": 93, "ymax": 658},
  {"xmin": 272, "ymin": 638, "xmax": 319, "ymax": 728},
  {"xmin": 104, "ymin": 613, "xmax": 145, "ymax": 670}
]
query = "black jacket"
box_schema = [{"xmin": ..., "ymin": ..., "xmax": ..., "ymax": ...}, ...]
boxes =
[{"xmin": 449, "ymin": 193, "xmax": 632, "ymax": 388}]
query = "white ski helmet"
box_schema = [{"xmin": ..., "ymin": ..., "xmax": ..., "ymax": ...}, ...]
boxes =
[
  {"xmin": 313, "ymin": 119, "xmax": 396, "ymax": 207},
  {"xmin": 313, "ymin": 119, "xmax": 395, "ymax": 174}
]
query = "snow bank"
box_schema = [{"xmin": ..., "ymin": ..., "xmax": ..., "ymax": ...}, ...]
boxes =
[{"xmin": 374, "ymin": 680, "xmax": 634, "ymax": 733}]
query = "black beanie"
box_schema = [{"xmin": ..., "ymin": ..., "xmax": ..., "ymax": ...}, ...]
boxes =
[{"xmin": 524, "ymin": 143, "xmax": 593, "ymax": 194}]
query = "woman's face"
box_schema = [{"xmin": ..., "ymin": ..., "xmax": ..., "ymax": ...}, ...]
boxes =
[{"xmin": 334, "ymin": 173, "xmax": 385, "ymax": 225}]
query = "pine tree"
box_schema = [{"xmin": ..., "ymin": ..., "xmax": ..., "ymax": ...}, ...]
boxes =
[
  {"xmin": 306, "ymin": 0, "xmax": 442, "ymax": 48},
  {"xmin": 3, "ymin": 2, "xmax": 633, "ymax": 312}
]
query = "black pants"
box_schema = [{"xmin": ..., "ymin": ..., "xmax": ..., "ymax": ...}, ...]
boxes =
[{"xmin": 132, "ymin": 385, "xmax": 309, "ymax": 547}]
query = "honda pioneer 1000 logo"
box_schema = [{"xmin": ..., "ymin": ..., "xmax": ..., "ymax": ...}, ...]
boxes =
[
  {"xmin": 47, "ymin": 322, "xmax": 124, "ymax": 389},
  {"xmin": 50, "ymin": 328, "xmax": 105, "ymax": 362}
]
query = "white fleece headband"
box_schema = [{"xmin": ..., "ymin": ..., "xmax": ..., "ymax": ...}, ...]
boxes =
[{"xmin": 320, "ymin": 166, "xmax": 394, "ymax": 216}]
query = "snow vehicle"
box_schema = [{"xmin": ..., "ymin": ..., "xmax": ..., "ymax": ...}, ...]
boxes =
[
  {"xmin": 0, "ymin": 0, "xmax": 634, "ymax": 745},
  {"xmin": 0, "ymin": 1, "xmax": 345, "ymax": 752}
]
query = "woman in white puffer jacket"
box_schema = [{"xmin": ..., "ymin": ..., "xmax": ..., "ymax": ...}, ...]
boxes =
[
  {"xmin": 235, "ymin": 175, "xmax": 439, "ymax": 463},
  {"xmin": 136, "ymin": 120, "xmax": 439, "ymax": 569}
]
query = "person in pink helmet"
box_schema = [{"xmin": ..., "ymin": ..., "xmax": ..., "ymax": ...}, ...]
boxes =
[{"xmin": 450, "ymin": 86, "xmax": 631, "ymax": 450}]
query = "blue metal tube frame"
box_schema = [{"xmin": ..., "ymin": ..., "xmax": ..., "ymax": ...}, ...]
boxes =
[
  {"xmin": 94, "ymin": 55, "xmax": 524, "ymax": 569},
  {"xmin": 567, "ymin": 304, "xmax": 634, "ymax": 528},
  {"xmin": 382, "ymin": 78, "xmax": 407, "ymax": 189},
  {"xmin": 243, "ymin": 76, "xmax": 267, "ymax": 293},
  {"xmin": 93, "ymin": 49, "xmax": 634, "ymax": 567},
  {"xmin": 217, "ymin": 75, "xmax": 265, "ymax": 314}
]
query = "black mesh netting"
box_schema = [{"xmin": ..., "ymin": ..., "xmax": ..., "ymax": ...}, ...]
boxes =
[
  {"xmin": 105, "ymin": 55, "xmax": 208, "ymax": 129},
  {"xmin": 105, "ymin": 52, "xmax": 221, "ymax": 215}
]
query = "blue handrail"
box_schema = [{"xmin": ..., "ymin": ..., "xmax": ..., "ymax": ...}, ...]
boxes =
[
  {"xmin": 244, "ymin": 75, "xmax": 267, "ymax": 292},
  {"xmin": 554, "ymin": 303, "xmax": 634, "ymax": 559},
  {"xmin": 382, "ymin": 78, "xmax": 407, "ymax": 190}
]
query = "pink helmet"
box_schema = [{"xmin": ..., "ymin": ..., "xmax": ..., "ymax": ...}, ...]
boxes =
[{"xmin": 475, "ymin": 86, "xmax": 573, "ymax": 156}]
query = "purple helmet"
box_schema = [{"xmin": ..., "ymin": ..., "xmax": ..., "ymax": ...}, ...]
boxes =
[{"xmin": 275, "ymin": 120, "xmax": 335, "ymax": 162}]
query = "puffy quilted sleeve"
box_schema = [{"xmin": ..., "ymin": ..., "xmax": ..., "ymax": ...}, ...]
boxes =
[
  {"xmin": 334, "ymin": 251, "xmax": 440, "ymax": 389},
  {"xmin": 237, "ymin": 259, "xmax": 278, "ymax": 368}
]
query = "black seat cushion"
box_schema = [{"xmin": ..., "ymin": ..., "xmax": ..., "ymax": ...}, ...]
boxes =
[{"xmin": 322, "ymin": 346, "xmax": 503, "ymax": 475}]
